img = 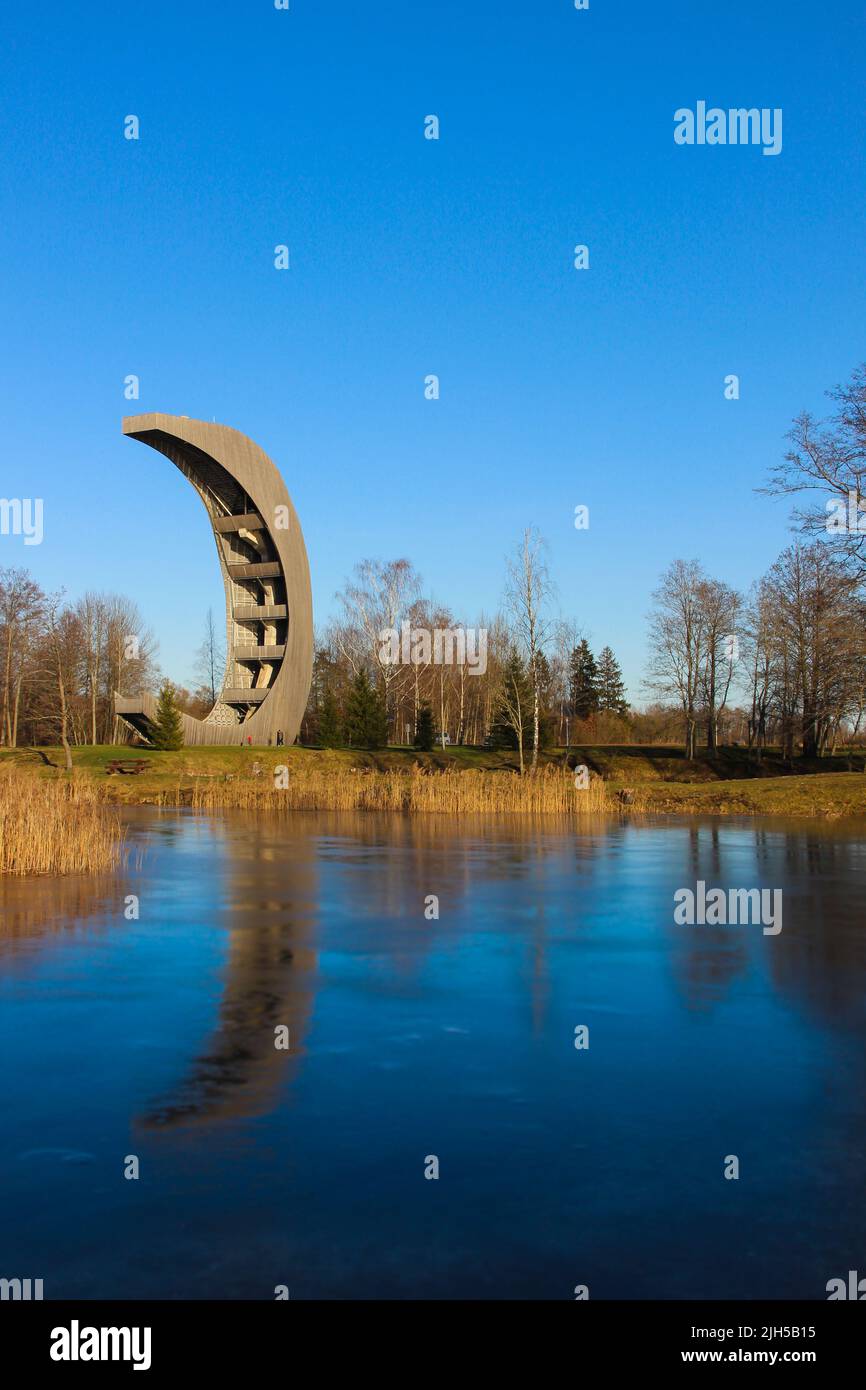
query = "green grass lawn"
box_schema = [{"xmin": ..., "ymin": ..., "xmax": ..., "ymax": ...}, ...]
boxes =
[
  {"xmin": 3, "ymin": 742, "xmax": 866, "ymax": 816},
  {"xmin": 3, "ymin": 741, "xmax": 865, "ymax": 781}
]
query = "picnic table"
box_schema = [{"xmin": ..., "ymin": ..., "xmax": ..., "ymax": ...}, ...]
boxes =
[{"xmin": 105, "ymin": 759, "xmax": 150, "ymax": 776}]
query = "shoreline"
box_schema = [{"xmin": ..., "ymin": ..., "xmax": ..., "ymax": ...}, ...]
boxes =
[{"xmin": 4, "ymin": 745, "xmax": 866, "ymax": 822}]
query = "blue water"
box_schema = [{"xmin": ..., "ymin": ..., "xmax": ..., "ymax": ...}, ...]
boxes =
[{"xmin": 1, "ymin": 809, "xmax": 864, "ymax": 1300}]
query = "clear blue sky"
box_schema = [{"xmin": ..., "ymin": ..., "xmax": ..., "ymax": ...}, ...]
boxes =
[{"xmin": 1, "ymin": 0, "xmax": 864, "ymax": 700}]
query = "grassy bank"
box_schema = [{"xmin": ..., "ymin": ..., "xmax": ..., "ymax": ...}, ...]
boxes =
[
  {"xmin": 0, "ymin": 768, "xmax": 124, "ymax": 874},
  {"xmin": 1, "ymin": 745, "xmax": 866, "ymax": 821}
]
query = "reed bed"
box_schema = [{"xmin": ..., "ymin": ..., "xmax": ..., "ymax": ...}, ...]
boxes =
[
  {"xmin": 183, "ymin": 764, "xmax": 615, "ymax": 816},
  {"xmin": 0, "ymin": 769, "xmax": 124, "ymax": 874}
]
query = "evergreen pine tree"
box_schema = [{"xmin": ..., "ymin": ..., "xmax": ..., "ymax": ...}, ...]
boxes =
[
  {"xmin": 345, "ymin": 669, "xmax": 388, "ymax": 749},
  {"xmin": 317, "ymin": 685, "xmax": 343, "ymax": 747},
  {"xmin": 596, "ymin": 646, "xmax": 629, "ymax": 715},
  {"xmin": 569, "ymin": 640, "xmax": 599, "ymax": 718},
  {"xmin": 413, "ymin": 702, "xmax": 437, "ymax": 751},
  {"xmin": 150, "ymin": 680, "xmax": 184, "ymax": 750},
  {"xmin": 367, "ymin": 680, "xmax": 388, "ymax": 749},
  {"xmin": 344, "ymin": 670, "xmax": 369, "ymax": 748}
]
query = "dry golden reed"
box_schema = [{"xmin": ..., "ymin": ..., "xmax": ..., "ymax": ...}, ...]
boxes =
[
  {"xmin": 0, "ymin": 769, "xmax": 124, "ymax": 875},
  {"xmin": 183, "ymin": 764, "xmax": 615, "ymax": 816}
]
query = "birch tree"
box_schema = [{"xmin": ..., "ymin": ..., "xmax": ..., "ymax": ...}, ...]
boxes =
[{"xmin": 504, "ymin": 528, "xmax": 553, "ymax": 771}]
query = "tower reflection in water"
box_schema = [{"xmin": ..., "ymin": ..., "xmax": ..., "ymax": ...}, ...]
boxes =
[
  {"xmin": 133, "ymin": 810, "xmax": 616, "ymax": 1131},
  {"xmin": 137, "ymin": 816, "xmax": 321, "ymax": 1131}
]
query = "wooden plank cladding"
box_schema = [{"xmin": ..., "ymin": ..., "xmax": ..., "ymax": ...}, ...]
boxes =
[
  {"xmin": 235, "ymin": 645, "xmax": 286, "ymax": 661},
  {"xmin": 221, "ymin": 688, "xmax": 268, "ymax": 704},
  {"xmin": 213, "ymin": 512, "xmax": 265, "ymax": 533},
  {"xmin": 226, "ymin": 560, "xmax": 281, "ymax": 579},
  {"xmin": 233, "ymin": 604, "xmax": 288, "ymax": 621},
  {"xmin": 118, "ymin": 414, "xmax": 313, "ymax": 746}
]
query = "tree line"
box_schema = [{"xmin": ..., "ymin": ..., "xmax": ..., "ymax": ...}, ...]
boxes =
[
  {"xmin": 0, "ymin": 579, "xmax": 159, "ymax": 760},
  {"xmin": 646, "ymin": 364, "xmax": 866, "ymax": 759},
  {"xmin": 4, "ymin": 362, "xmax": 863, "ymax": 763},
  {"xmin": 306, "ymin": 362, "xmax": 866, "ymax": 763},
  {"xmin": 302, "ymin": 537, "xmax": 631, "ymax": 769},
  {"xmin": 0, "ymin": 579, "xmax": 238, "ymax": 756}
]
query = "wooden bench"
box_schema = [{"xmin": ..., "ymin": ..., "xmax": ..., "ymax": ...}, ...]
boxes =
[{"xmin": 105, "ymin": 759, "xmax": 150, "ymax": 776}]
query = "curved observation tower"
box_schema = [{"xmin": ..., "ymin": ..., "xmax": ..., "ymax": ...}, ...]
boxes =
[{"xmin": 114, "ymin": 413, "xmax": 313, "ymax": 747}]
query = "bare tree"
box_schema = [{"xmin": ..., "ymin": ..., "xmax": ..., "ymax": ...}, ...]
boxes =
[
  {"xmin": 763, "ymin": 542, "xmax": 861, "ymax": 758},
  {"xmin": 697, "ymin": 578, "xmax": 741, "ymax": 752},
  {"xmin": 333, "ymin": 558, "xmax": 421, "ymax": 738},
  {"xmin": 103, "ymin": 595, "xmax": 158, "ymax": 743},
  {"xmin": 1, "ymin": 567, "xmax": 44, "ymax": 747},
  {"xmin": 742, "ymin": 580, "xmax": 775, "ymax": 759},
  {"xmin": 44, "ymin": 593, "xmax": 75, "ymax": 771},
  {"xmin": 762, "ymin": 363, "xmax": 866, "ymax": 575},
  {"xmin": 552, "ymin": 618, "xmax": 581, "ymax": 752},
  {"xmin": 194, "ymin": 607, "xmax": 225, "ymax": 707},
  {"xmin": 504, "ymin": 528, "xmax": 554, "ymax": 771},
  {"xmin": 74, "ymin": 592, "xmax": 108, "ymax": 745},
  {"xmin": 645, "ymin": 559, "xmax": 706, "ymax": 760}
]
